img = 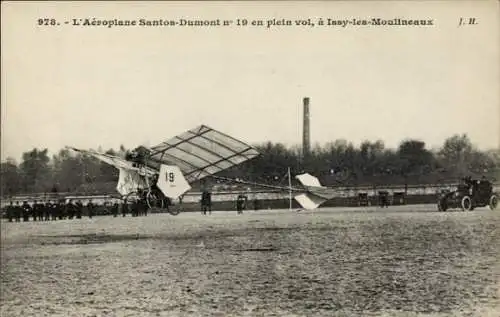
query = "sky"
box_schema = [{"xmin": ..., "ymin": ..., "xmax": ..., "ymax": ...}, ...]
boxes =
[{"xmin": 1, "ymin": 1, "xmax": 499, "ymax": 162}]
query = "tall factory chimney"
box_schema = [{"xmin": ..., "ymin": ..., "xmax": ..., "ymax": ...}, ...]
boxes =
[{"xmin": 302, "ymin": 97, "xmax": 311, "ymax": 169}]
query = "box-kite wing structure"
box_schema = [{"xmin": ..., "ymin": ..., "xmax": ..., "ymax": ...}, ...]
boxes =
[
  {"xmin": 68, "ymin": 125, "xmax": 260, "ymax": 200},
  {"xmin": 148, "ymin": 125, "xmax": 260, "ymax": 184}
]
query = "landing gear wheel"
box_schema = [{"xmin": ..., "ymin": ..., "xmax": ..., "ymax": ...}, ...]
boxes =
[
  {"xmin": 167, "ymin": 195, "xmax": 184, "ymax": 216},
  {"xmin": 146, "ymin": 191, "xmax": 164, "ymax": 210},
  {"xmin": 168, "ymin": 206, "xmax": 181, "ymax": 216},
  {"xmin": 461, "ymin": 196, "xmax": 472, "ymax": 211},
  {"xmin": 490, "ymin": 195, "xmax": 498, "ymax": 210}
]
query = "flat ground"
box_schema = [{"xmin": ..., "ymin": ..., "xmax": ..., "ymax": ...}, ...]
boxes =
[{"xmin": 1, "ymin": 205, "xmax": 499, "ymax": 317}]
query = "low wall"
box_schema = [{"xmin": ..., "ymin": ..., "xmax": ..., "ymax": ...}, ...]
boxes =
[
  {"xmin": 159, "ymin": 194, "xmax": 440, "ymax": 213},
  {"xmin": 3, "ymin": 182, "xmax": 499, "ymax": 210}
]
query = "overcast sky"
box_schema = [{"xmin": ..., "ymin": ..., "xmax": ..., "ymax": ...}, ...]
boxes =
[{"xmin": 1, "ymin": 1, "xmax": 499, "ymax": 162}]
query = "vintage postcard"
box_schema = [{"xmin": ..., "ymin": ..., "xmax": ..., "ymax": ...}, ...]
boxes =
[{"xmin": 1, "ymin": 1, "xmax": 499, "ymax": 316}]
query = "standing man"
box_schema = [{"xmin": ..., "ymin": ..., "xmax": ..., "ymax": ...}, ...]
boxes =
[
  {"xmin": 87, "ymin": 200, "xmax": 94, "ymax": 219},
  {"xmin": 14, "ymin": 201, "xmax": 21, "ymax": 222},
  {"xmin": 75, "ymin": 200, "xmax": 83, "ymax": 219},
  {"xmin": 201, "ymin": 191, "xmax": 212, "ymax": 215},
  {"xmin": 122, "ymin": 200, "xmax": 128, "ymax": 217},
  {"xmin": 58, "ymin": 200, "xmax": 65, "ymax": 220},
  {"xmin": 50, "ymin": 201, "xmax": 58, "ymax": 221},
  {"xmin": 43, "ymin": 201, "xmax": 50, "ymax": 221},
  {"xmin": 66, "ymin": 200, "xmax": 75, "ymax": 219},
  {"xmin": 112, "ymin": 201, "xmax": 119, "ymax": 217},
  {"xmin": 6, "ymin": 201, "xmax": 13, "ymax": 222},
  {"xmin": 32, "ymin": 200, "xmax": 38, "ymax": 221},
  {"xmin": 22, "ymin": 201, "xmax": 31, "ymax": 222},
  {"xmin": 164, "ymin": 197, "xmax": 171, "ymax": 213}
]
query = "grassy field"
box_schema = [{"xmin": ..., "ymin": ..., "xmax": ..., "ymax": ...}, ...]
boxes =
[{"xmin": 1, "ymin": 205, "xmax": 499, "ymax": 317}]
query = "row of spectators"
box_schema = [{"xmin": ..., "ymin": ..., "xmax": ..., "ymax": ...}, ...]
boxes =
[{"xmin": 2, "ymin": 199, "xmax": 150, "ymax": 222}]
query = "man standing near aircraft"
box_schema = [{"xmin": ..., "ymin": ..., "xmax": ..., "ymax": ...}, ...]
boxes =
[
  {"xmin": 121, "ymin": 200, "xmax": 128, "ymax": 217},
  {"xmin": 6, "ymin": 201, "xmax": 13, "ymax": 222},
  {"xmin": 21, "ymin": 201, "xmax": 31, "ymax": 221},
  {"xmin": 201, "ymin": 190, "xmax": 212, "ymax": 215},
  {"xmin": 14, "ymin": 201, "xmax": 21, "ymax": 222},
  {"xmin": 112, "ymin": 201, "xmax": 119, "ymax": 217},
  {"xmin": 32, "ymin": 200, "xmax": 40, "ymax": 221},
  {"xmin": 43, "ymin": 201, "xmax": 51, "ymax": 221},
  {"xmin": 66, "ymin": 200, "xmax": 75, "ymax": 219},
  {"xmin": 57, "ymin": 200, "xmax": 65, "ymax": 220},
  {"xmin": 87, "ymin": 200, "xmax": 94, "ymax": 219}
]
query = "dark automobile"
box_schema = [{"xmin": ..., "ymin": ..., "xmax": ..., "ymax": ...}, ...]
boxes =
[{"xmin": 437, "ymin": 177, "xmax": 498, "ymax": 211}]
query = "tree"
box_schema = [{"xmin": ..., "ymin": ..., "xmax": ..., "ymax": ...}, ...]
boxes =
[
  {"xmin": 437, "ymin": 134, "xmax": 499, "ymax": 176},
  {"xmin": 397, "ymin": 139, "xmax": 435, "ymax": 176},
  {"xmin": 438, "ymin": 134, "xmax": 473, "ymax": 174},
  {"xmin": 1, "ymin": 158, "xmax": 20, "ymax": 197},
  {"xmin": 19, "ymin": 148, "xmax": 51, "ymax": 193},
  {"xmin": 359, "ymin": 140, "xmax": 385, "ymax": 175},
  {"xmin": 52, "ymin": 148, "xmax": 84, "ymax": 192}
]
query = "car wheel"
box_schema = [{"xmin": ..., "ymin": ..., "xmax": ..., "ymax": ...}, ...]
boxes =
[
  {"xmin": 461, "ymin": 196, "xmax": 472, "ymax": 211},
  {"xmin": 490, "ymin": 195, "xmax": 498, "ymax": 210}
]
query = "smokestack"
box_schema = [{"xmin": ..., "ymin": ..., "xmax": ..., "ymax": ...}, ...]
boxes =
[{"xmin": 302, "ymin": 97, "xmax": 310, "ymax": 166}]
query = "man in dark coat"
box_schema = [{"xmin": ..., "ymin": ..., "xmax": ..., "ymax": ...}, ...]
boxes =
[
  {"xmin": 22, "ymin": 201, "xmax": 31, "ymax": 222},
  {"xmin": 51, "ymin": 201, "xmax": 58, "ymax": 221},
  {"xmin": 122, "ymin": 201, "xmax": 128, "ymax": 217},
  {"xmin": 43, "ymin": 201, "xmax": 50, "ymax": 221},
  {"xmin": 66, "ymin": 200, "xmax": 75, "ymax": 219},
  {"xmin": 131, "ymin": 199, "xmax": 139, "ymax": 217},
  {"xmin": 14, "ymin": 201, "xmax": 21, "ymax": 222},
  {"xmin": 236, "ymin": 194, "xmax": 247, "ymax": 214},
  {"xmin": 75, "ymin": 200, "xmax": 83, "ymax": 219},
  {"xmin": 35, "ymin": 201, "xmax": 41, "ymax": 221},
  {"xmin": 32, "ymin": 200, "xmax": 38, "ymax": 221},
  {"xmin": 201, "ymin": 191, "xmax": 212, "ymax": 215},
  {"xmin": 87, "ymin": 201, "xmax": 94, "ymax": 219},
  {"xmin": 6, "ymin": 201, "xmax": 14, "ymax": 222},
  {"xmin": 58, "ymin": 200, "xmax": 66, "ymax": 220},
  {"xmin": 113, "ymin": 202, "xmax": 119, "ymax": 217}
]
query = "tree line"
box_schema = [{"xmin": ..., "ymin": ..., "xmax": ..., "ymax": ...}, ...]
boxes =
[{"xmin": 1, "ymin": 134, "xmax": 499, "ymax": 197}]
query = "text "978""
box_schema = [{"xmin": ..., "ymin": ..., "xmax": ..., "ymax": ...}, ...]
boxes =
[{"xmin": 38, "ymin": 19, "xmax": 58, "ymax": 26}]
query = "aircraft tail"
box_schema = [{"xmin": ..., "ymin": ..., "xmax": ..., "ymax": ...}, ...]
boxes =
[
  {"xmin": 296, "ymin": 173, "xmax": 323, "ymax": 187},
  {"xmin": 294, "ymin": 173, "xmax": 337, "ymax": 210},
  {"xmin": 156, "ymin": 165, "xmax": 192, "ymax": 199},
  {"xmin": 294, "ymin": 193, "xmax": 329, "ymax": 210}
]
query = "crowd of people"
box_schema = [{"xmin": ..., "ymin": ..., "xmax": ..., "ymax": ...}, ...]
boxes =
[
  {"xmin": 2, "ymin": 189, "xmax": 263, "ymax": 222},
  {"xmin": 2, "ymin": 198, "xmax": 152, "ymax": 222}
]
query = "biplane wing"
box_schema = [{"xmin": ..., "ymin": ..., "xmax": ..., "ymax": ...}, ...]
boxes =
[{"xmin": 148, "ymin": 125, "xmax": 260, "ymax": 183}]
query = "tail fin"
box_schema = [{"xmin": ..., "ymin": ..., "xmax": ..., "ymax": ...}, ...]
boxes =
[
  {"xmin": 156, "ymin": 165, "xmax": 192, "ymax": 199},
  {"xmin": 294, "ymin": 173, "xmax": 337, "ymax": 209},
  {"xmin": 294, "ymin": 193, "xmax": 328, "ymax": 210},
  {"xmin": 296, "ymin": 173, "xmax": 323, "ymax": 188}
]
